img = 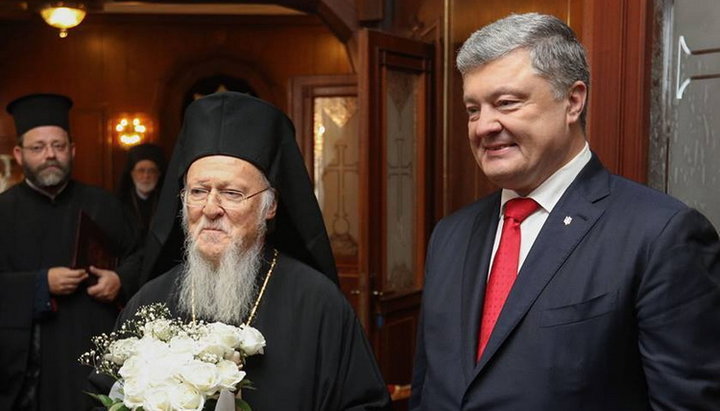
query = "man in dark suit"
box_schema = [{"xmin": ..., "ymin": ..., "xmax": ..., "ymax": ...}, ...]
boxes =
[{"xmin": 410, "ymin": 12, "xmax": 720, "ymax": 410}]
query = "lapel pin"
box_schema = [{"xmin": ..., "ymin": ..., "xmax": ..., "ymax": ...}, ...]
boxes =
[{"xmin": 563, "ymin": 216, "xmax": 573, "ymax": 226}]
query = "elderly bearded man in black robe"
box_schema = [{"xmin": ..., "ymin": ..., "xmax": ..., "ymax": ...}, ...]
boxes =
[{"xmin": 104, "ymin": 92, "xmax": 391, "ymax": 410}]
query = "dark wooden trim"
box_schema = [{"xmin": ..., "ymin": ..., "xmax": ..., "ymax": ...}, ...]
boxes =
[
  {"xmin": 356, "ymin": 0, "xmax": 384, "ymax": 23},
  {"xmin": 316, "ymin": 0, "xmax": 358, "ymax": 42}
]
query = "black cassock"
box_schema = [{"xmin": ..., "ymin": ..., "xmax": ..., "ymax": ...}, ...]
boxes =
[
  {"xmin": 112, "ymin": 251, "xmax": 392, "ymax": 410},
  {"xmin": 0, "ymin": 181, "xmax": 138, "ymax": 411},
  {"xmin": 119, "ymin": 189, "xmax": 159, "ymax": 246}
]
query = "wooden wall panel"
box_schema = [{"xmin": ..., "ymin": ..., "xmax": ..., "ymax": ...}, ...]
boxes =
[
  {"xmin": 72, "ymin": 108, "xmax": 112, "ymax": 188},
  {"xmin": 583, "ymin": 0, "xmax": 653, "ymax": 183},
  {"xmin": 0, "ymin": 15, "xmax": 352, "ymax": 191}
]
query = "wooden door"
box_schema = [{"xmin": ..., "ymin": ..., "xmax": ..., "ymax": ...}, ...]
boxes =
[
  {"xmin": 288, "ymin": 30, "xmax": 434, "ymax": 406},
  {"xmin": 358, "ymin": 29, "xmax": 434, "ymax": 392}
]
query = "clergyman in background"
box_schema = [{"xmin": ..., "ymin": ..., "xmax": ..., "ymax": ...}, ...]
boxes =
[
  {"xmin": 0, "ymin": 93, "xmax": 139, "ymax": 410},
  {"xmin": 116, "ymin": 142, "xmax": 166, "ymax": 243}
]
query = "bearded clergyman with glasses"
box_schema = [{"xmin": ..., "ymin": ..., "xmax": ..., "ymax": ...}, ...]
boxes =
[
  {"xmin": 0, "ymin": 93, "xmax": 138, "ymax": 411},
  {"xmin": 90, "ymin": 92, "xmax": 392, "ymax": 410}
]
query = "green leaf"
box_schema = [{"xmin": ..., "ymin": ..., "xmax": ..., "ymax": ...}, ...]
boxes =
[
  {"xmin": 109, "ymin": 403, "xmax": 131, "ymax": 411},
  {"xmin": 84, "ymin": 392, "xmax": 115, "ymax": 407},
  {"xmin": 235, "ymin": 398, "xmax": 253, "ymax": 411}
]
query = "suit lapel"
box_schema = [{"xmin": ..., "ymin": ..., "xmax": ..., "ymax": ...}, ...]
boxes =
[
  {"xmin": 460, "ymin": 193, "xmax": 501, "ymax": 381},
  {"xmin": 471, "ymin": 156, "xmax": 611, "ymax": 378}
]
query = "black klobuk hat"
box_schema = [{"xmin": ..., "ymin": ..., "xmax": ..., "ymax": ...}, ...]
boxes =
[{"xmin": 6, "ymin": 93, "xmax": 73, "ymax": 138}]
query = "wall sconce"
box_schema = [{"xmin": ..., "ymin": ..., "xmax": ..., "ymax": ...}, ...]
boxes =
[
  {"xmin": 40, "ymin": 2, "xmax": 87, "ymax": 38},
  {"xmin": 114, "ymin": 115, "xmax": 153, "ymax": 148}
]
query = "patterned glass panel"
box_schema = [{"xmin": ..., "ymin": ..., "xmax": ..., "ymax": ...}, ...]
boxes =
[
  {"xmin": 667, "ymin": 0, "xmax": 720, "ymax": 230},
  {"xmin": 385, "ymin": 69, "xmax": 419, "ymax": 291},
  {"xmin": 313, "ymin": 97, "xmax": 360, "ymax": 263}
]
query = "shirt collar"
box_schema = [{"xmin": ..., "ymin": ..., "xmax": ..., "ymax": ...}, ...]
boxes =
[
  {"xmin": 25, "ymin": 178, "xmax": 69, "ymax": 200},
  {"xmin": 500, "ymin": 141, "xmax": 591, "ymax": 214}
]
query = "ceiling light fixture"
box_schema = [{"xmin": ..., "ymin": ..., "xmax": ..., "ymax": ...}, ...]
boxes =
[{"xmin": 40, "ymin": 2, "xmax": 87, "ymax": 38}]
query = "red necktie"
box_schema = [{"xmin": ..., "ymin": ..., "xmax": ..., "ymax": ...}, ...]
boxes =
[{"xmin": 477, "ymin": 197, "xmax": 539, "ymax": 360}]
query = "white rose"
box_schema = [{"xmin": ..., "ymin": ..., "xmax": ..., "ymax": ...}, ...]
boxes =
[
  {"xmin": 216, "ymin": 359, "xmax": 246, "ymax": 390},
  {"xmin": 207, "ymin": 322, "xmax": 242, "ymax": 349},
  {"xmin": 142, "ymin": 386, "xmax": 172, "ymax": 411},
  {"xmin": 105, "ymin": 337, "xmax": 139, "ymax": 365},
  {"xmin": 169, "ymin": 334, "xmax": 197, "ymax": 357},
  {"xmin": 178, "ymin": 359, "xmax": 221, "ymax": 396},
  {"xmin": 120, "ymin": 340, "xmax": 190, "ymax": 390},
  {"xmin": 133, "ymin": 336, "xmax": 169, "ymax": 361},
  {"xmin": 169, "ymin": 382, "xmax": 205, "ymax": 411},
  {"xmin": 118, "ymin": 355, "xmax": 147, "ymax": 382},
  {"xmin": 238, "ymin": 325, "xmax": 266, "ymax": 356},
  {"xmin": 149, "ymin": 353, "xmax": 191, "ymax": 386},
  {"xmin": 143, "ymin": 319, "xmax": 176, "ymax": 341},
  {"xmin": 195, "ymin": 336, "xmax": 231, "ymax": 364},
  {"xmin": 122, "ymin": 377, "xmax": 148, "ymax": 409}
]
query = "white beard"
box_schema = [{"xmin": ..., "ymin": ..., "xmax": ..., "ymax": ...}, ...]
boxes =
[
  {"xmin": 134, "ymin": 180, "xmax": 157, "ymax": 196},
  {"xmin": 177, "ymin": 213, "xmax": 267, "ymax": 325},
  {"xmin": 36, "ymin": 168, "xmax": 65, "ymax": 187}
]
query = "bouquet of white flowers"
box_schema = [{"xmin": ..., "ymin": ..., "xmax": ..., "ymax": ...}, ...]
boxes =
[{"xmin": 79, "ymin": 303, "xmax": 266, "ymax": 411}]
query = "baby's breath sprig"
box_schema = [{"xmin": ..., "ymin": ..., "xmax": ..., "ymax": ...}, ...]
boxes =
[{"xmin": 78, "ymin": 303, "xmax": 177, "ymax": 378}]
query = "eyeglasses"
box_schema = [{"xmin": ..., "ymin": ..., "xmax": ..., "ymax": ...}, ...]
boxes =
[
  {"xmin": 181, "ymin": 186, "xmax": 270, "ymax": 210},
  {"xmin": 21, "ymin": 141, "xmax": 70, "ymax": 155}
]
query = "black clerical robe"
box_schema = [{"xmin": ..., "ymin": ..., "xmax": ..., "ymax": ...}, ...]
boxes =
[
  {"xmin": 120, "ymin": 189, "xmax": 158, "ymax": 245},
  {"xmin": 114, "ymin": 251, "xmax": 392, "ymax": 410},
  {"xmin": 0, "ymin": 180, "xmax": 138, "ymax": 411}
]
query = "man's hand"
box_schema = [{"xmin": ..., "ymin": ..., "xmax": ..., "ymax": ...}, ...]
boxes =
[
  {"xmin": 48, "ymin": 267, "xmax": 88, "ymax": 295},
  {"xmin": 86, "ymin": 266, "xmax": 121, "ymax": 303}
]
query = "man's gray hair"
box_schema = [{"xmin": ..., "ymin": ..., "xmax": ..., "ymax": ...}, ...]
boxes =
[{"xmin": 457, "ymin": 12, "xmax": 590, "ymax": 126}]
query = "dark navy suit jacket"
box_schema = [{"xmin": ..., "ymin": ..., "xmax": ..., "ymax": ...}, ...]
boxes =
[{"xmin": 411, "ymin": 155, "xmax": 720, "ymax": 410}]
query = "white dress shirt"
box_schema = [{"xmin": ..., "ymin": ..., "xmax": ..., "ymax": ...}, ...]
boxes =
[{"xmin": 487, "ymin": 142, "xmax": 592, "ymax": 279}]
